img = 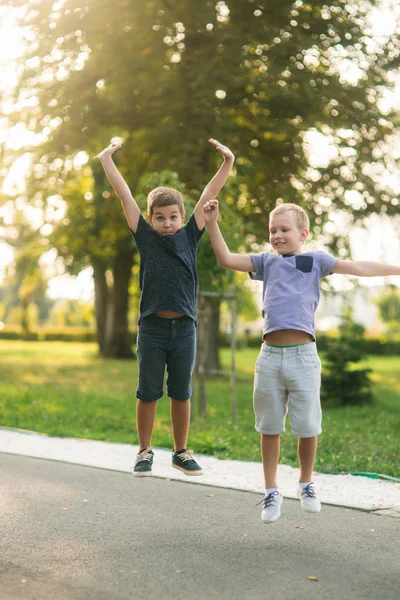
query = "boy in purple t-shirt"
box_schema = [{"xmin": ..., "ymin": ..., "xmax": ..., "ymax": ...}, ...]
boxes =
[{"xmin": 203, "ymin": 199, "xmax": 400, "ymax": 524}]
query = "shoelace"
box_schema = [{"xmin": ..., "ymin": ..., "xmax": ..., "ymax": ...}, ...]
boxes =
[
  {"xmin": 176, "ymin": 450, "xmax": 196, "ymax": 463},
  {"xmin": 301, "ymin": 483, "xmax": 317, "ymax": 498},
  {"xmin": 256, "ymin": 491, "xmax": 280, "ymax": 508},
  {"xmin": 135, "ymin": 449, "xmax": 153, "ymax": 464}
]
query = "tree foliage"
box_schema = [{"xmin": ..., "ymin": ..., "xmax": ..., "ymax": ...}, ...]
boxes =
[
  {"xmin": 1, "ymin": 209, "xmax": 49, "ymax": 332},
  {"xmin": 4, "ymin": 0, "xmax": 400, "ymax": 356},
  {"xmin": 10, "ymin": 0, "xmax": 400, "ymax": 232},
  {"xmin": 376, "ymin": 284, "xmax": 400, "ymax": 337}
]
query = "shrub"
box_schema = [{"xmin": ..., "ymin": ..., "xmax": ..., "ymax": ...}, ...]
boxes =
[{"xmin": 321, "ymin": 312, "xmax": 373, "ymax": 407}]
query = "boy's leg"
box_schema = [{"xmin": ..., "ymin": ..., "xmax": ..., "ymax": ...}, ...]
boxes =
[
  {"xmin": 297, "ymin": 434, "xmax": 321, "ymax": 512},
  {"xmin": 298, "ymin": 435, "xmax": 318, "ymax": 483},
  {"xmin": 134, "ymin": 316, "xmax": 168, "ymax": 476},
  {"xmin": 166, "ymin": 318, "xmax": 196, "ymax": 446},
  {"xmin": 286, "ymin": 345, "xmax": 322, "ymax": 512},
  {"xmin": 253, "ymin": 345, "xmax": 286, "ymax": 488},
  {"xmin": 170, "ymin": 398, "xmax": 190, "ymax": 452},
  {"xmin": 261, "ymin": 434, "xmax": 280, "ymax": 489},
  {"xmin": 253, "ymin": 345, "xmax": 286, "ymax": 523},
  {"xmin": 167, "ymin": 319, "xmax": 202, "ymax": 475},
  {"xmin": 133, "ymin": 400, "xmax": 157, "ymax": 477},
  {"xmin": 136, "ymin": 399, "xmax": 158, "ymax": 449},
  {"xmin": 260, "ymin": 433, "xmax": 283, "ymax": 523},
  {"xmin": 170, "ymin": 397, "xmax": 202, "ymax": 475}
]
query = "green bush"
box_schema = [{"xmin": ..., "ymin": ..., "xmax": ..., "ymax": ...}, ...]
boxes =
[
  {"xmin": 316, "ymin": 333, "xmax": 400, "ymax": 355},
  {"xmin": 220, "ymin": 330, "xmax": 400, "ymax": 354},
  {"xmin": 2, "ymin": 325, "xmax": 400, "ymax": 356},
  {"xmin": 321, "ymin": 314, "xmax": 373, "ymax": 407},
  {"xmin": 0, "ymin": 327, "xmax": 97, "ymax": 343}
]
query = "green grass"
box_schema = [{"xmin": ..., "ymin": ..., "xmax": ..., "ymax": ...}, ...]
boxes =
[{"xmin": 0, "ymin": 341, "xmax": 399, "ymax": 477}]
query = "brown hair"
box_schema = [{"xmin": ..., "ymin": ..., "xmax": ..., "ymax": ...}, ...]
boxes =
[
  {"xmin": 269, "ymin": 203, "xmax": 309, "ymax": 230},
  {"xmin": 147, "ymin": 187, "xmax": 185, "ymax": 217}
]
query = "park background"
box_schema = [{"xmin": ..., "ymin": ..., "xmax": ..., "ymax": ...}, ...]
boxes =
[{"xmin": 0, "ymin": 1, "xmax": 399, "ymax": 478}]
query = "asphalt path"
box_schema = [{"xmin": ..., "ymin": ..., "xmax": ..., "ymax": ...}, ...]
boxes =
[{"xmin": 0, "ymin": 453, "xmax": 398, "ymax": 600}]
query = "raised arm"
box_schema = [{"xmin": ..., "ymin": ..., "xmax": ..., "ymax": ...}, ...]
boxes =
[
  {"xmin": 203, "ymin": 200, "xmax": 254, "ymax": 272},
  {"xmin": 94, "ymin": 143, "xmax": 141, "ymax": 233},
  {"xmin": 193, "ymin": 139, "xmax": 235, "ymax": 230},
  {"xmin": 333, "ymin": 260, "xmax": 400, "ymax": 277}
]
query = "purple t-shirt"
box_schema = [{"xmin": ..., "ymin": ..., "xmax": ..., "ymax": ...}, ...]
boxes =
[{"xmin": 249, "ymin": 251, "xmax": 338, "ymax": 340}]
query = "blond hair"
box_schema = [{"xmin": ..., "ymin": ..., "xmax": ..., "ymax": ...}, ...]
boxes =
[
  {"xmin": 269, "ymin": 203, "xmax": 309, "ymax": 230},
  {"xmin": 147, "ymin": 187, "xmax": 185, "ymax": 217}
]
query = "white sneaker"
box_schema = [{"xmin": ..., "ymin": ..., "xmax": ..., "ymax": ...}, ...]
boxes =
[
  {"xmin": 260, "ymin": 491, "xmax": 283, "ymax": 523},
  {"xmin": 297, "ymin": 482, "xmax": 321, "ymax": 513}
]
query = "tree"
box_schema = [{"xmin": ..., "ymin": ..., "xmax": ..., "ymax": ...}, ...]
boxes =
[
  {"xmin": 7, "ymin": 0, "xmax": 400, "ymax": 359},
  {"xmin": 1, "ymin": 211, "xmax": 48, "ymax": 334}
]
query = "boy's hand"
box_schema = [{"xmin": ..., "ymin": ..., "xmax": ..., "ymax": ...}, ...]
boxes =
[
  {"xmin": 209, "ymin": 138, "xmax": 235, "ymax": 162},
  {"xmin": 93, "ymin": 141, "xmax": 140, "ymax": 232},
  {"xmin": 94, "ymin": 143, "xmax": 122, "ymax": 161},
  {"xmin": 203, "ymin": 199, "xmax": 220, "ymax": 224},
  {"xmin": 194, "ymin": 141, "xmax": 233, "ymax": 230}
]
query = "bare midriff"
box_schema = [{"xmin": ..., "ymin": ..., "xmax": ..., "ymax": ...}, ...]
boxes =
[
  {"xmin": 263, "ymin": 329, "xmax": 313, "ymax": 346},
  {"xmin": 154, "ymin": 310, "xmax": 186, "ymax": 319}
]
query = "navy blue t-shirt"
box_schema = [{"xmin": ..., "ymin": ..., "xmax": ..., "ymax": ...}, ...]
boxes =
[{"xmin": 130, "ymin": 214, "xmax": 204, "ymax": 322}]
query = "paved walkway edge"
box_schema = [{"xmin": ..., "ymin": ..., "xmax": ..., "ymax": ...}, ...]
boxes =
[{"xmin": 0, "ymin": 428, "xmax": 399, "ymax": 512}]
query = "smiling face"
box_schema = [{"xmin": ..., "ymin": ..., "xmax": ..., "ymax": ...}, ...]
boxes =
[
  {"xmin": 269, "ymin": 211, "xmax": 308, "ymax": 255},
  {"xmin": 148, "ymin": 204, "xmax": 185, "ymax": 235}
]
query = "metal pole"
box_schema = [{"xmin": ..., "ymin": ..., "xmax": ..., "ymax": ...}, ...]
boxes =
[{"xmin": 231, "ymin": 296, "xmax": 237, "ymax": 421}]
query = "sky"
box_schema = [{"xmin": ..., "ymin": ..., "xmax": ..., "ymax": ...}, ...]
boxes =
[{"xmin": 1, "ymin": 2, "xmax": 400, "ymax": 303}]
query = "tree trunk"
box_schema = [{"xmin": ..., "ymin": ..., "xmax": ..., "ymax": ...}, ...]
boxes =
[
  {"xmin": 21, "ymin": 297, "xmax": 30, "ymax": 335},
  {"xmin": 195, "ymin": 294, "xmax": 210, "ymax": 419},
  {"xmin": 195, "ymin": 295, "xmax": 221, "ymax": 376},
  {"xmin": 92, "ymin": 257, "xmax": 109, "ymax": 356},
  {"xmin": 103, "ymin": 251, "xmax": 135, "ymax": 359},
  {"xmin": 203, "ymin": 296, "xmax": 221, "ymax": 375}
]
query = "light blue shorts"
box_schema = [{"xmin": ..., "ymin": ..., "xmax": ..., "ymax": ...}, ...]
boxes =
[{"xmin": 253, "ymin": 342, "xmax": 322, "ymax": 437}]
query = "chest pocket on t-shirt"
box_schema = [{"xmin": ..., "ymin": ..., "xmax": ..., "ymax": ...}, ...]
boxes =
[{"xmin": 295, "ymin": 255, "xmax": 313, "ymax": 273}]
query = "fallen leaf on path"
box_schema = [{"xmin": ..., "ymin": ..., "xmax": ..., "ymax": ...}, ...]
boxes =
[{"xmin": 308, "ymin": 576, "xmax": 319, "ymax": 581}]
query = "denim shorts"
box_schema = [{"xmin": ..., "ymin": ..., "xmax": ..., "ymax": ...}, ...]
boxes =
[
  {"xmin": 253, "ymin": 342, "xmax": 322, "ymax": 437},
  {"xmin": 136, "ymin": 315, "xmax": 196, "ymax": 402}
]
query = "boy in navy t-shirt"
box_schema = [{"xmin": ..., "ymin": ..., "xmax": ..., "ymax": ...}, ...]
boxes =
[
  {"xmin": 203, "ymin": 199, "xmax": 400, "ymax": 523},
  {"xmin": 95, "ymin": 139, "xmax": 234, "ymax": 477}
]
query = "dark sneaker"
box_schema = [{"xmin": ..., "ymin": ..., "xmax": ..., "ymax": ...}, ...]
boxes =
[
  {"xmin": 132, "ymin": 447, "xmax": 154, "ymax": 477},
  {"xmin": 172, "ymin": 449, "xmax": 203, "ymax": 476}
]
